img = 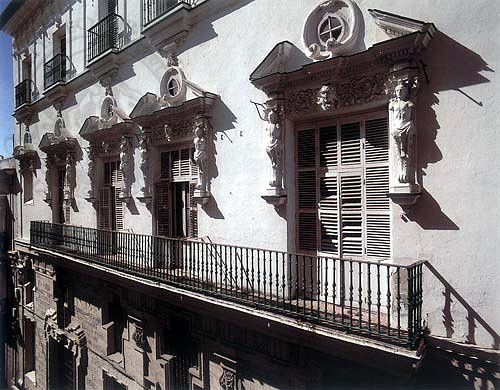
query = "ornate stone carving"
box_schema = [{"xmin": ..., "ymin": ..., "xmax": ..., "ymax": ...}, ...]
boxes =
[
  {"xmin": 317, "ymin": 85, "xmax": 340, "ymax": 111},
  {"xmin": 119, "ymin": 136, "xmax": 134, "ymax": 199},
  {"xmin": 192, "ymin": 116, "xmax": 210, "ymax": 197},
  {"xmin": 44, "ymin": 155, "xmax": 54, "ymax": 203},
  {"xmin": 64, "ymin": 152, "xmax": 76, "ymax": 202},
  {"xmin": 99, "ymin": 86, "xmax": 130, "ymax": 130},
  {"xmin": 158, "ymin": 53, "xmax": 187, "ymax": 108},
  {"xmin": 86, "ymin": 145, "xmax": 96, "ymax": 200},
  {"xmin": 151, "ymin": 120, "xmax": 194, "ymax": 143},
  {"xmin": 286, "ymin": 73, "xmax": 386, "ymax": 115},
  {"xmin": 303, "ymin": 0, "xmax": 362, "ymax": 60},
  {"xmin": 132, "ymin": 327, "xmax": 145, "ymax": 349},
  {"xmin": 139, "ymin": 132, "xmax": 152, "ymax": 199},
  {"xmin": 219, "ymin": 367, "xmax": 236, "ymax": 390},
  {"xmin": 387, "ymin": 74, "xmax": 421, "ymax": 205}
]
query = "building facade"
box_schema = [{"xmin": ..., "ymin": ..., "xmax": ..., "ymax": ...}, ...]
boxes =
[{"xmin": 1, "ymin": 0, "xmax": 499, "ymax": 388}]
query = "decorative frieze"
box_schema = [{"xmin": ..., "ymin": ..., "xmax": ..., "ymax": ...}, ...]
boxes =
[{"xmin": 286, "ymin": 73, "xmax": 387, "ymax": 115}]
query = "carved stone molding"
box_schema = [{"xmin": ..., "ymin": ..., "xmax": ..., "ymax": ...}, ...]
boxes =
[{"xmin": 219, "ymin": 368, "xmax": 237, "ymax": 390}]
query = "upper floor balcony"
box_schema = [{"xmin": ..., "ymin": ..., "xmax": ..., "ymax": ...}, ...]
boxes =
[
  {"xmin": 88, "ymin": 12, "xmax": 128, "ymax": 62},
  {"xmin": 143, "ymin": 0, "xmax": 196, "ymax": 27},
  {"xmin": 15, "ymin": 79, "xmax": 32, "ymax": 108},
  {"xmin": 44, "ymin": 54, "xmax": 67, "ymax": 90},
  {"xmin": 29, "ymin": 221, "xmax": 425, "ymax": 350}
]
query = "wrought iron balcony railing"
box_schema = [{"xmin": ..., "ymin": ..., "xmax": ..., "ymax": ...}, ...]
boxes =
[
  {"xmin": 88, "ymin": 13, "xmax": 126, "ymax": 62},
  {"xmin": 15, "ymin": 79, "xmax": 32, "ymax": 108},
  {"xmin": 44, "ymin": 54, "xmax": 67, "ymax": 90},
  {"xmin": 30, "ymin": 221, "xmax": 424, "ymax": 348},
  {"xmin": 143, "ymin": 0, "xmax": 195, "ymax": 27}
]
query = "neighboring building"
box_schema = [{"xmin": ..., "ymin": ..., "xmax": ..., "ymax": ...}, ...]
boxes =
[{"xmin": 1, "ymin": 0, "xmax": 499, "ymax": 389}]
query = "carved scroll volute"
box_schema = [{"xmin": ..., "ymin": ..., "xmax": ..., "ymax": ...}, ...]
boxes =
[
  {"xmin": 139, "ymin": 131, "xmax": 152, "ymax": 199},
  {"xmin": 119, "ymin": 135, "xmax": 134, "ymax": 200},
  {"xmin": 387, "ymin": 73, "xmax": 421, "ymax": 205}
]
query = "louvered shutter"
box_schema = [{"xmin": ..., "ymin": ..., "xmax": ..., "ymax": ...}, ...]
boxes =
[
  {"xmin": 189, "ymin": 183, "xmax": 198, "ymax": 238},
  {"xmin": 190, "ymin": 148, "xmax": 198, "ymax": 179},
  {"xmin": 155, "ymin": 181, "xmax": 170, "ymax": 237},
  {"xmin": 340, "ymin": 174, "xmax": 363, "ymax": 256},
  {"xmin": 297, "ymin": 128, "xmax": 317, "ymax": 252},
  {"xmin": 319, "ymin": 175, "xmax": 338, "ymax": 254},
  {"xmin": 98, "ymin": 187, "xmax": 111, "ymax": 231},
  {"xmin": 365, "ymin": 118, "xmax": 390, "ymax": 259},
  {"xmin": 180, "ymin": 148, "xmax": 191, "ymax": 179},
  {"xmin": 113, "ymin": 165, "xmax": 124, "ymax": 231},
  {"xmin": 340, "ymin": 122, "xmax": 361, "ymax": 165}
]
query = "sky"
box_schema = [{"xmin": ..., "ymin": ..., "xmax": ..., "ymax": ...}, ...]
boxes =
[{"xmin": 0, "ymin": 0, "xmax": 13, "ymax": 158}]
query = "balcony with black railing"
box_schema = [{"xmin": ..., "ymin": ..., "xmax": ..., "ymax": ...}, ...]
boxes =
[
  {"xmin": 143, "ymin": 0, "xmax": 195, "ymax": 27},
  {"xmin": 88, "ymin": 13, "xmax": 127, "ymax": 62},
  {"xmin": 30, "ymin": 221, "xmax": 425, "ymax": 348},
  {"xmin": 44, "ymin": 54, "xmax": 67, "ymax": 90},
  {"xmin": 15, "ymin": 79, "xmax": 32, "ymax": 108}
]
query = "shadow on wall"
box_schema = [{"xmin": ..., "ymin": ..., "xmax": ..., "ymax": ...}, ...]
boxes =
[
  {"xmin": 412, "ymin": 31, "xmax": 493, "ymax": 231},
  {"xmin": 425, "ymin": 262, "xmax": 499, "ymax": 350}
]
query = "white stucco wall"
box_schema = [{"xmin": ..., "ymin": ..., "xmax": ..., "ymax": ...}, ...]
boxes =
[{"xmin": 10, "ymin": 0, "xmax": 500, "ymax": 349}]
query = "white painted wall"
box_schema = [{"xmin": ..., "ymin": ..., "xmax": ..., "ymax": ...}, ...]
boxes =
[{"xmin": 11, "ymin": 0, "xmax": 500, "ymax": 349}]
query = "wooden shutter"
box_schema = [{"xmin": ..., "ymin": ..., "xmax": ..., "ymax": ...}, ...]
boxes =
[
  {"xmin": 340, "ymin": 122, "xmax": 361, "ymax": 165},
  {"xmin": 319, "ymin": 175, "xmax": 338, "ymax": 254},
  {"xmin": 297, "ymin": 128, "xmax": 317, "ymax": 252},
  {"xmin": 180, "ymin": 148, "xmax": 191, "ymax": 178},
  {"xmin": 189, "ymin": 182, "xmax": 198, "ymax": 238},
  {"xmin": 160, "ymin": 152, "xmax": 170, "ymax": 179},
  {"xmin": 113, "ymin": 164, "xmax": 124, "ymax": 231},
  {"xmin": 98, "ymin": 187, "xmax": 111, "ymax": 231},
  {"xmin": 155, "ymin": 181, "xmax": 170, "ymax": 237},
  {"xmin": 365, "ymin": 117, "xmax": 390, "ymax": 259},
  {"xmin": 320, "ymin": 125, "xmax": 337, "ymax": 168},
  {"xmin": 340, "ymin": 174, "xmax": 363, "ymax": 257}
]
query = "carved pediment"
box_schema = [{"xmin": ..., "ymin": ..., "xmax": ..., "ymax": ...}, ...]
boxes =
[
  {"xmin": 369, "ymin": 9, "xmax": 433, "ymax": 38},
  {"xmin": 250, "ymin": 41, "xmax": 295, "ymax": 81},
  {"xmin": 39, "ymin": 132, "xmax": 78, "ymax": 155},
  {"xmin": 79, "ymin": 116, "xmax": 137, "ymax": 144}
]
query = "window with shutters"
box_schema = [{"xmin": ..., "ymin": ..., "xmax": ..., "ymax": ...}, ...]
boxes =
[
  {"xmin": 99, "ymin": 160, "xmax": 124, "ymax": 231},
  {"xmin": 296, "ymin": 113, "xmax": 390, "ymax": 260},
  {"xmin": 155, "ymin": 148, "xmax": 198, "ymax": 238}
]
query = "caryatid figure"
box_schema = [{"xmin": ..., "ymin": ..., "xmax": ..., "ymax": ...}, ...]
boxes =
[
  {"xmin": 389, "ymin": 78, "xmax": 419, "ymax": 184},
  {"xmin": 120, "ymin": 136, "xmax": 134, "ymax": 199},
  {"xmin": 193, "ymin": 116, "xmax": 210, "ymax": 194},
  {"xmin": 263, "ymin": 100, "xmax": 284, "ymax": 191}
]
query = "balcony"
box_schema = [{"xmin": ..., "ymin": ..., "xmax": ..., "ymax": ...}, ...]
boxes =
[
  {"xmin": 44, "ymin": 54, "xmax": 66, "ymax": 90},
  {"xmin": 88, "ymin": 13, "xmax": 127, "ymax": 62},
  {"xmin": 15, "ymin": 79, "xmax": 32, "ymax": 108},
  {"xmin": 143, "ymin": 0, "xmax": 195, "ymax": 27},
  {"xmin": 30, "ymin": 221, "xmax": 425, "ymax": 348}
]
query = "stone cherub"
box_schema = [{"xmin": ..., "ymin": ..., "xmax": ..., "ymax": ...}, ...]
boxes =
[
  {"xmin": 389, "ymin": 77, "xmax": 419, "ymax": 183},
  {"xmin": 317, "ymin": 84, "xmax": 340, "ymax": 111}
]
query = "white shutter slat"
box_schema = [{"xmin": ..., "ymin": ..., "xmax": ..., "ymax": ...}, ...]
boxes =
[
  {"xmin": 114, "ymin": 187, "xmax": 124, "ymax": 231},
  {"xmin": 98, "ymin": 187, "xmax": 111, "ymax": 231},
  {"xmin": 180, "ymin": 148, "xmax": 191, "ymax": 178},
  {"xmin": 319, "ymin": 175, "xmax": 338, "ymax": 254},
  {"xmin": 341, "ymin": 122, "xmax": 361, "ymax": 165},
  {"xmin": 365, "ymin": 117, "xmax": 389, "ymax": 163},
  {"xmin": 155, "ymin": 181, "xmax": 170, "ymax": 237},
  {"xmin": 298, "ymin": 171, "xmax": 316, "ymax": 209},
  {"xmin": 297, "ymin": 129, "xmax": 316, "ymax": 168},
  {"xmin": 171, "ymin": 150, "xmax": 180, "ymax": 179},
  {"xmin": 366, "ymin": 166, "xmax": 390, "ymax": 211},
  {"xmin": 298, "ymin": 213, "xmax": 317, "ymax": 252},
  {"xmin": 340, "ymin": 174, "xmax": 362, "ymax": 257},
  {"xmin": 366, "ymin": 214, "xmax": 390, "ymax": 258},
  {"xmin": 320, "ymin": 125, "xmax": 337, "ymax": 168}
]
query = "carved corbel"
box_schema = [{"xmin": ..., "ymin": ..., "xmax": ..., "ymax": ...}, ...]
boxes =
[
  {"xmin": 253, "ymin": 98, "xmax": 287, "ymax": 207},
  {"xmin": 386, "ymin": 72, "xmax": 421, "ymax": 206},
  {"xmin": 191, "ymin": 115, "xmax": 212, "ymax": 205},
  {"xmin": 119, "ymin": 135, "xmax": 134, "ymax": 201}
]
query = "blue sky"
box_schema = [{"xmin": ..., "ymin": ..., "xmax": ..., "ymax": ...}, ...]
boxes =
[{"xmin": 0, "ymin": 0, "xmax": 13, "ymax": 158}]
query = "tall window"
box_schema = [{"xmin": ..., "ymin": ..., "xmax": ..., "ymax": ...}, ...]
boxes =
[
  {"xmin": 53, "ymin": 26, "xmax": 67, "ymax": 81},
  {"xmin": 155, "ymin": 148, "xmax": 198, "ymax": 238},
  {"xmin": 296, "ymin": 113, "xmax": 390, "ymax": 260},
  {"xmin": 99, "ymin": 161, "xmax": 124, "ymax": 231}
]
